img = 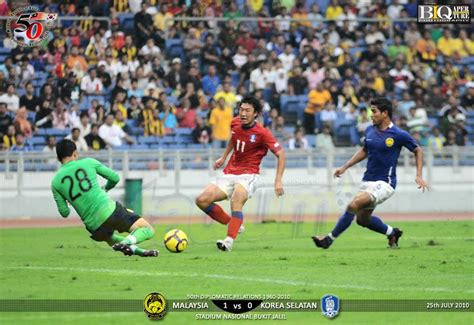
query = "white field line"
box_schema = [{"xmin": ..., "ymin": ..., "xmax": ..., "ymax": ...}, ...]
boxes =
[{"xmin": 1, "ymin": 266, "xmax": 472, "ymax": 294}]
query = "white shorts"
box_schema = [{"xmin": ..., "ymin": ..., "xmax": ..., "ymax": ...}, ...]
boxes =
[
  {"xmin": 212, "ymin": 174, "xmax": 260, "ymax": 199},
  {"xmin": 359, "ymin": 181, "xmax": 395, "ymax": 208}
]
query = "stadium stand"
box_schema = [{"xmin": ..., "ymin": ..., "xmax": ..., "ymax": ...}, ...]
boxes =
[{"xmin": 0, "ymin": 0, "xmax": 472, "ymax": 172}]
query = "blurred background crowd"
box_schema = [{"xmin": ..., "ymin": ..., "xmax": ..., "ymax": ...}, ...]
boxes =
[{"xmin": 0, "ymin": 0, "xmax": 472, "ymax": 156}]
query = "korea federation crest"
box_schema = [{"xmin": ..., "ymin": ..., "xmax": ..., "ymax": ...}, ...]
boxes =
[
  {"xmin": 250, "ymin": 134, "xmax": 256, "ymax": 143},
  {"xmin": 321, "ymin": 294, "xmax": 340, "ymax": 319}
]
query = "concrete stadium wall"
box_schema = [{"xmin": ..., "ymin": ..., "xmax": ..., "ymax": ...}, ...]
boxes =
[{"xmin": 0, "ymin": 167, "xmax": 473, "ymax": 219}]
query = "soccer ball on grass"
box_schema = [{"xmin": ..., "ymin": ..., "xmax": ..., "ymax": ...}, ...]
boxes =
[{"xmin": 164, "ymin": 229, "xmax": 188, "ymax": 253}]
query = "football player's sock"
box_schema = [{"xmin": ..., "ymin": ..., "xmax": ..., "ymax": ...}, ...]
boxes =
[
  {"xmin": 329, "ymin": 211, "xmax": 355, "ymax": 239},
  {"xmin": 203, "ymin": 203, "xmax": 231, "ymax": 225},
  {"xmin": 129, "ymin": 245, "xmax": 147, "ymax": 256},
  {"xmin": 111, "ymin": 233, "xmax": 126, "ymax": 243},
  {"xmin": 366, "ymin": 215, "xmax": 392, "ymax": 235},
  {"xmin": 122, "ymin": 227, "xmax": 154, "ymax": 245},
  {"xmin": 227, "ymin": 211, "xmax": 243, "ymax": 239}
]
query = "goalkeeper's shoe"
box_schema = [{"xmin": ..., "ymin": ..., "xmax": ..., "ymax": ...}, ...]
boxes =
[
  {"xmin": 112, "ymin": 243, "xmax": 133, "ymax": 256},
  {"xmin": 387, "ymin": 228, "xmax": 403, "ymax": 248},
  {"xmin": 312, "ymin": 235, "xmax": 333, "ymax": 249},
  {"xmin": 216, "ymin": 237, "xmax": 233, "ymax": 252},
  {"xmin": 142, "ymin": 249, "xmax": 159, "ymax": 257}
]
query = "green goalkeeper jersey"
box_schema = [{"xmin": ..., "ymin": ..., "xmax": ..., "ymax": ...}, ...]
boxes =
[{"xmin": 51, "ymin": 158, "xmax": 120, "ymax": 231}]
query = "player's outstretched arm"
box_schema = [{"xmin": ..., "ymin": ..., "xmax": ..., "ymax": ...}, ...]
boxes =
[
  {"xmin": 214, "ymin": 140, "xmax": 234, "ymax": 169},
  {"xmin": 94, "ymin": 159, "xmax": 120, "ymax": 191},
  {"xmin": 334, "ymin": 147, "xmax": 368, "ymax": 178},
  {"xmin": 274, "ymin": 150, "xmax": 285, "ymax": 196},
  {"xmin": 413, "ymin": 147, "xmax": 428, "ymax": 192},
  {"xmin": 52, "ymin": 185, "xmax": 70, "ymax": 218}
]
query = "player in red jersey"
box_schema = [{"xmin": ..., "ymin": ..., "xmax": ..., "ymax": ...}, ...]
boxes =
[{"xmin": 195, "ymin": 96, "xmax": 286, "ymax": 251}]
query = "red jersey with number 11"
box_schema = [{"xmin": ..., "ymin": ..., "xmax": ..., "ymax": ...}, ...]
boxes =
[{"xmin": 224, "ymin": 118, "xmax": 282, "ymax": 175}]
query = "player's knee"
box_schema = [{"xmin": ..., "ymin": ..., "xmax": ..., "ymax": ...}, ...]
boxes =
[
  {"xmin": 356, "ymin": 217, "xmax": 369, "ymax": 227},
  {"xmin": 147, "ymin": 226, "xmax": 155, "ymax": 236},
  {"xmin": 195, "ymin": 194, "xmax": 210, "ymax": 209},
  {"xmin": 347, "ymin": 201, "xmax": 359, "ymax": 213},
  {"xmin": 231, "ymin": 195, "xmax": 246, "ymax": 209}
]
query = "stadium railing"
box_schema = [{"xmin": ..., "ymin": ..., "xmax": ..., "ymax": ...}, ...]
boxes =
[{"xmin": 1, "ymin": 146, "xmax": 473, "ymax": 196}]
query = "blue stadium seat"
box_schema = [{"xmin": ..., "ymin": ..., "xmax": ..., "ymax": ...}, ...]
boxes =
[
  {"xmin": 47, "ymin": 128, "xmax": 70, "ymax": 137},
  {"xmin": 130, "ymin": 144, "xmax": 149, "ymax": 150},
  {"xmin": 167, "ymin": 143, "xmax": 186, "ymax": 149},
  {"xmin": 182, "ymin": 161, "xmax": 208, "ymax": 169},
  {"xmin": 138, "ymin": 136, "xmax": 159, "ymax": 144},
  {"xmin": 126, "ymin": 119, "xmax": 138, "ymax": 128},
  {"xmin": 131, "ymin": 127, "xmax": 144, "ymax": 135},
  {"xmin": 307, "ymin": 134, "xmax": 316, "ymax": 147},
  {"xmin": 175, "ymin": 128, "xmax": 192, "ymax": 136},
  {"xmin": 165, "ymin": 39, "xmax": 184, "ymax": 60},
  {"xmin": 129, "ymin": 162, "xmax": 149, "ymax": 170},
  {"xmin": 29, "ymin": 136, "xmax": 46, "ymax": 145},
  {"xmin": 114, "ymin": 144, "xmax": 130, "ymax": 151},
  {"xmin": 168, "ymin": 96, "xmax": 179, "ymax": 106},
  {"xmin": 118, "ymin": 13, "xmax": 135, "ymax": 33},
  {"xmin": 187, "ymin": 143, "xmax": 208, "ymax": 149},
  {"xmin": 161, "ymin": 135, "xmax": 176, "ymax": 144},
  {"xmin": 38, "ymin": 164, "xmax": 58, "ymax": 171}
]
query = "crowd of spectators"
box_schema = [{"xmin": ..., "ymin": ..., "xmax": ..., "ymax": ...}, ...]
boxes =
[{"xmin": 0, "ymin": 0, "xmax": 473, "ymax": 157}]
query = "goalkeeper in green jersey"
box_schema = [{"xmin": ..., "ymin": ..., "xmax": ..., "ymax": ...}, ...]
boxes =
[{"xmin": 51, "ymin": 139, "xmax": 158, "ymax": 257}]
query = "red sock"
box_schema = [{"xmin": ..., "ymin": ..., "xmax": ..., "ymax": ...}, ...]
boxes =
[
  {"xmin": 203, "ymin": 204, "xmax": 230, "ymax": 225},
  {"xmin": 227, "ymin": 211, "xmax": 243, "ymax": 239}
]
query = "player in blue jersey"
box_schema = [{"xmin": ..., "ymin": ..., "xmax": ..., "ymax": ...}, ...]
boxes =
[{"xmin": 312, "ymin": 97, "xmax": 428, "ymax": 249}]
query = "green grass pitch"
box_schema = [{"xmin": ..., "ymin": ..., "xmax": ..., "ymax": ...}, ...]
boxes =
[{"xmin": 0, "ymin": 220, "xmax": 473, "ymax": 324}]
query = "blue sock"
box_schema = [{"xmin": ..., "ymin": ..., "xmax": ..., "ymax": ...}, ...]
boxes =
[
  {"xmin": 330, "ymin": 211, "xmax": 355, "ymax": 239},
  {"xmin": 367, "ymin": 215, "xmax": 393, "ymax": 235},
  {"xmin": 203, "ymin": 203, "xmax": 216, "ymax": 214}
]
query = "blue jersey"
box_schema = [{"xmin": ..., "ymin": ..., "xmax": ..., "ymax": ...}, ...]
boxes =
[{"xmin": 362, "ymin": 123, "xmax": 418, "ymax": 189}]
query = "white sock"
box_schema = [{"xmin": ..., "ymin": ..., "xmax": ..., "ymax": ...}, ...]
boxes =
[
  {"xmin": 129, "ymin": 244, "xmax": 137, "ymax": 253},
  {"xmin": 328, "ymin": 233, "xmax": 336, "ymax": 240},
  {"xmin": 386, "ymin": 225, "xmax": 393, "ymax": 236},
  {"xmin": 124, "ymin": 234, "xmax": 137, "ymax": 245},
  {"xmin": 225, "ymin": 236, "xmax": 234, "ymax": 244}
]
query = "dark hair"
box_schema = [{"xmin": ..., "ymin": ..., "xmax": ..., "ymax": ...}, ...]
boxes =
[
  {"xmin": 80, "ymin": 112, "xmax": 89, "ymax": 119},
  {"xmin": 239, "ymin": 96, "xmax": 262, "ymax": 115},
  {"xmin": 370, "ymin": 97, "xmax": 393, "ymax": 119},
  {"xmin": 56, "ymin": 139, "xmax": 76, "ymax": 161},
  {"xmin": 72, "ymin": 127, "xmax": 80, "ymax": 133}
]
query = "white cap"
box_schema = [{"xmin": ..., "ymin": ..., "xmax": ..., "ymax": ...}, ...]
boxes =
[{"xmin": 172, "ymin": 57, "xmax": 181, "ymax": 64}]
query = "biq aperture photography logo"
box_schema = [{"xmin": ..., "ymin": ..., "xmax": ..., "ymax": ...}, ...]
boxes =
[
  {"xmin": 417, "ymin": 4, "xmax": 471, "ymax": 24},
  {"xmin": 6, "ymin": 5, "xmax": 58, "ymax": 48},
  {"xmin": 144, "ymin": 292, "xmax": 168, "ymax": 320}
]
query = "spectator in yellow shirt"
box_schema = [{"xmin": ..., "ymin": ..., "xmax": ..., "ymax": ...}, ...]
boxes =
[
  {"xmin": 304, "ymin": 83, "xmax": 332, "ymax": 134},
  {"xmin": 209, "ymin": 98, "xmax": 233, "ymax": 148},
  {"xmin": 154, "ymin": 3, "xmax": 174, "ymax": 31},
  {"xmin": 325, "ymin": 0, "xmax": 344, "ymax": 20},
  {"xmin": 457, "ymin": 29, "xmax": 474, "ymax": 58},
  {"xmin": 437, "ymin": 29, "xmax": 461, "ymax": 58},
  {"xmin": 214, "ymin": 82, "xmax": 238, "ymax": 107}
]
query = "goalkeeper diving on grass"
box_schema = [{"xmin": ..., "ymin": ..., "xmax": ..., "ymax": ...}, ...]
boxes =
[{"xmin": 51, "ymin": 139, "xmax": 158, "ymax": 257}]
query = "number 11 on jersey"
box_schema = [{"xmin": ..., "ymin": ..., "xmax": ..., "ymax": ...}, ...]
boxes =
[{"xmin": 236, "ymin": 139, "xmax": 246, "ymax": 152}]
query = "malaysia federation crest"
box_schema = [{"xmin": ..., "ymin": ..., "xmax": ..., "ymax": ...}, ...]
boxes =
[
  {"xmin": 321, "ymin": 294, "xmax": 340, "ymax": 319},
  {"xmin": 249, "ymin": 134, "xmax": 256, "ymax": 143}
]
